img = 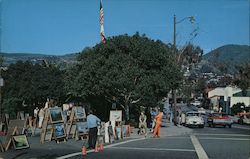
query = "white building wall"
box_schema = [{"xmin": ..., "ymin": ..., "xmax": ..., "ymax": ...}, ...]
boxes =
[
  {"xmin": 208, "ymin": 86, "xmax": 241, "ymax": 101},
  {"xmin": 231, "ymin": 97, "xmax": 250, "ymax": 107}
]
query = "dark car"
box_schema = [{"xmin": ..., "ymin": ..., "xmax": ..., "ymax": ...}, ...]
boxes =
[{"xmin": 207, "ymin": 112, "xmax": 233, "ymax": 128}]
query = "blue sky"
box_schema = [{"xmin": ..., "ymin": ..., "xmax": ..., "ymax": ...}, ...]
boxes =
[{"xmin": 1, "ymin": 0, "xmax": 249, "ymax": 55}]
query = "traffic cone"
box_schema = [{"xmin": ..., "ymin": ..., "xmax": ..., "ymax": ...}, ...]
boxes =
[
  {"xmin": 94, "ymin": 144, "xmax": 99, "ymax": 152},
  {"xmin": 82, "ymin": 146, "xmax": 86, "ymax": 156},
  {"xmin": 99, "ymin": 143, "xmax": 104, "ymax": 151}
]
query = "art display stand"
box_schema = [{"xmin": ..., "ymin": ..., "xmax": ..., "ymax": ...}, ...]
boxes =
[
  {"xmin": 66, "ymin": 108, "xmax": 77, "ymax": 139},
  {"xmin": 65, "ymin": 106, "xmax": 87, "ymax": 141},
  {"xmin": 40, "ymin": 109, "xmax": 53, "ymax": 143},
  {"xmin": 0, "ymin": 138, "xmax": 4, "ymax": 152},
  {"xmin": 4, "ymin": 119, "xmax": 27, "ymax": 151},
  {"xmin": 4, "ymin": 126, "xmax": 19, "ymax": 151},
  {"xmin": 41, "ymin": 107, "xmax": 68, "ymax": 144},
  {"xmin": 5, "ymin": 119, "xmax": 27, "ymax": 151}
]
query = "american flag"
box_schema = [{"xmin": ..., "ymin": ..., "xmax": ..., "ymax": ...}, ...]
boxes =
[{"xmin": 100, "ymin": 0, "xmax": 106, "ymax": 43}]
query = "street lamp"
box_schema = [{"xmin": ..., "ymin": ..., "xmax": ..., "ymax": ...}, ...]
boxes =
[{"xmin": 172, "ymin": 15, "xmax": 195, "ymax": 125}]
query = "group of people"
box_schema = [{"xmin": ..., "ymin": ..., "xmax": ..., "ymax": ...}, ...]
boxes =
[{"xmin": 138, "ymin": 108, "xmax": 164, "ymax": 138}]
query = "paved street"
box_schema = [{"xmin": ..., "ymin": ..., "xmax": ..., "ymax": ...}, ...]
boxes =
[
  {"xmin": 61, "ymin": 125, "xmax": 249, "ymax": 159},
  {"xmin": 1, "ymin": 124, "xmax": 249, "ymax": 159}
]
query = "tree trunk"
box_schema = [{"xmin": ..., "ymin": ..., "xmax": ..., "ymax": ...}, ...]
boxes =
[{"xmin": 124, "ymin": 97, "xmax": 130, "ymax": 122}]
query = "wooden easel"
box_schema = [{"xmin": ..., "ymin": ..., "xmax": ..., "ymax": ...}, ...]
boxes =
[
  {"xmin": 0, "ymin": 139, "xmax": 4, "ymax": 152},
  {"xmin": 5, "ymin": 126, "xmax": 19, "ymax": 151},
  {"xmin": 66, "ymin": 108, "xmax": 77, "ymax": 139},
  {"xmin": 66, "ymin": 107, "xmax": 87, "ymax": 141},
  {"xmin": 40, "ymin": 109, "xmax": 53, "ymax": 143}
]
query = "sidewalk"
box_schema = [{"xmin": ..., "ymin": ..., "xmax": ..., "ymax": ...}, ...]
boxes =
[{"xmin": 130, "ymin": 123, "xmax": 193, "ymax": 138}]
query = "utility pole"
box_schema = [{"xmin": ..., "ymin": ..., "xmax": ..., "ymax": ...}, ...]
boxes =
[
  {"xmin": 172, "ymin": 15, "xmax": 177, "ymax": 125},
  {"xmin": 172, "ymin": 14, "xmax": 195, "ymax": 125}
]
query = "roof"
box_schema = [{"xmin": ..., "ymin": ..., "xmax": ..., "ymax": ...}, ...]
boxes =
[{"xmin": 233, "ymin": 89, "xmax": 250, "ymax": 97}]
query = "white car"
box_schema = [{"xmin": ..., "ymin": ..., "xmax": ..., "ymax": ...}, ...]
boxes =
[{"xmin": 185, "ymin": 111, "xmax": 204, "ymax": 128}]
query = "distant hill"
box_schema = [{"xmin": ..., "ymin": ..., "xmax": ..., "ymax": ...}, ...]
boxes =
[
  {"xmin": 0, "ymin": 52, "xmax": 79, "ymax": 68},
  {"xmin": 1, "ymin": 44, "xmax": 249, "ymax": 73},
  {"xmin": 201, "ymin": 44, "xmax": 250, "ymax": 74}
]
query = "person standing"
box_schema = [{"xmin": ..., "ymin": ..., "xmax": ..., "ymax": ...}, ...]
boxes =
[
  {"xmin": 87, "ymin": 110, "xmax": 101, "ymax": 149},
  {"xmin": 153, "ymin": 110, "xmax": 163, "ymax": 138},
  {"xmin": 33, "ymin": 107, "xmax": 39, "ymax": 128},
  {"xmin": 38, "ymin": 108, "xmax": 45, "ymax": 128},
  {"xmin": 139, "ymin": 112, "xmax": 147, "ymax": 135}
]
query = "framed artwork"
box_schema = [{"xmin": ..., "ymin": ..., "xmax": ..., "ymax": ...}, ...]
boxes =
[
  {"xmin": 74, "ymin": 107, "xmax": 86, "ymax": 119},
  {"xmin": 12, "ymin": 135, "xmax": 30, "ymax": 150},
  {"xmin": 63, "ymin": 104, "xmax": 70, "ymax": 111},
  {"xmin": 109, "ymin": 110, "xmax": 122, "ymax": 122},
  {"xmin": 122, "ymin": 125, "xmax": 130, "ymax": 137},
  {"xmin": 45, "ymin": 128, "xmax": 53, "ymax": 141},
  {"xmin": 76, "ymin": 122, "xmax": 88, "ymax": 135},
  {"xmin": 99, "ymin": 122, "xmax": 105, "ymax": 136},
  {"xmin": 115, "ymin": 127, "xmax": 122, "ymax": 139},
  {"xmin": 53, "ymin": 123, "xmax": 66, "ymax": 138},
  {"xmin": 49, "ymin": 107, "xmax": 63, "ymax": 123}
]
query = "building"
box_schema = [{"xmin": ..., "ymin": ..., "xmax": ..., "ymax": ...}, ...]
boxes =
[{"xmin": 207, "ymin": 86, "xmax": 248, "ymax": 113}]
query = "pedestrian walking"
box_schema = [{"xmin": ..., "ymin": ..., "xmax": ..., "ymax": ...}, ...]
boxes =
[
  {"xmin": 87, "ymin": 110, "xmax": 101, "ymax": 149},
  {"xmin": 153, "ymin": 109, "xmax": 163, "ymax": 138}
]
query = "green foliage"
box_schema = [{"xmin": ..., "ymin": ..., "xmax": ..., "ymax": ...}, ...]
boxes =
[
  {"xmin": 65, "ymin": 33, "xmax": 183, "ymax": 120},
  {"xmin": 234, "ymin": 63, "xmax": 250, "ymax": 96},
  {"xmin": 2, "ymin": 61, "xmax": 66, "ymax": 113},
  {"xmin": 231, "ymin": 102, "xmax": 246, "ymax": 115},
  {"xmin": 2, "ymin": 97, "xmax": 21, "ymax": 118}
]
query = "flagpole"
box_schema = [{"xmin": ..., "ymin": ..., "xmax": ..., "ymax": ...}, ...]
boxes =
[{"xmin": 100, "ymin": 0, "xmax": 106, "ymax": 43}]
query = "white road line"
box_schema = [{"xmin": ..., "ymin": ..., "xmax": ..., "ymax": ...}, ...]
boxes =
[
  {"xmin": 199, "ymin": 137, "xmax": 250, "ymax": 141},
  {"xmin": 193, "ymin": 133, "xmax": 250, "ymax": 137},
  {"xmin": 56, "ymin": 137, "xmax": 146, "ymax": 159},
  {"xmin": 232, "ymin": 125, "xmax": 250, "ymax": 130},
  {"xmin": 110, "ymin": 146, "xmax": 195, "ymax": 152},
  {"xmin": 190, "ymin": 135, "xmax": 209, "ymax": 159}
]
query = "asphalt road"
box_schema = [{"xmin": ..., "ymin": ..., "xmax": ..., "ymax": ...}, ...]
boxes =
[
  {"xmin": 1, "ymin": 124, "xmax": 249, "ymax": 159},
  {"xmin": 59, "ymin": 125, "xmax": 250, "ymax": 159}
]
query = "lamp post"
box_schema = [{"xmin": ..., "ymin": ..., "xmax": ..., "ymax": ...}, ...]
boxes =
[{"xmin": 172, "ymin": 15, "xmax": 195, "ymax": 125}]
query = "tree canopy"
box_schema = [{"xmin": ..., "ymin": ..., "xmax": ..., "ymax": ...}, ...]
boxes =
[
  {"xmin": 2, "ymin": 61, "xmax": 65, "ymax": 116},
  {"xmin": 65, "ymin": 33, "xmax": 183, "ymax": 121}
]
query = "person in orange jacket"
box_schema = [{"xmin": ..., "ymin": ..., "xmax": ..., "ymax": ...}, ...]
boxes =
[{"xmin": 153, "ymin": 110, "xmax": 163, "ymax": 138}]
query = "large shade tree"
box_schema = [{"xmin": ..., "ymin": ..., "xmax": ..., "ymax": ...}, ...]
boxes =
[
  {"xmin": 65, "ymin": 33, "xmax": 183, "ymax": 121},
  {"xmin": 2, "ymin": 61, "xmax": 65, "ymax": 117}
]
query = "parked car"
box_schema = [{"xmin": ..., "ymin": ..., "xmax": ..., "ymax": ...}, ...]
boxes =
[
  {"xmin": 185, "ymin": 111, "xmax": 204, "ymax": 128},
  {"xmin": 228, "ymin": 115, "xmax": 240, "ymax": 123},
  {"xmin": 207, "ymin": 112, "xmax": 233, "ymax": 128},
  {"xmin": 237, "ymin": 111, "xmax": 250, "ymax": 125}
]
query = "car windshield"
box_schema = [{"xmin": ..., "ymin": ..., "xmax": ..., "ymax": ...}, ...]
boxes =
[{"xmin": 187, "ymin": 113, "xmax": 200, "ymax": 117}]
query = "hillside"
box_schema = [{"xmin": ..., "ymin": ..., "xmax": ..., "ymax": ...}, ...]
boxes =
[
  {"xmin": 1, "ymin": 44, "xmax": 249, "ymax": 73},
  {"xmin": 0, "ymin": 52, "xmax": 78, "ymax": 68},
  {"xmin": 201, "ymin": 44, "xmax": 250, "ymax": 74},
  {"xmin": 203, "ymin": 44, "xmax": 250, "ymax": 64}
]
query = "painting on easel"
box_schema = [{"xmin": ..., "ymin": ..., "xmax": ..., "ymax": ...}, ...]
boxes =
[
  {"xmin": 76, "ymin": 122, "xmax": 88, "ymax": 135},
  {"xmin": 12, "ymin": 135, "xmax": 30, "ymax": 150},
  {"xmin": 53, "ymin": 123, "xmax": 66, "ymax": 138},
  {"xmin": 74, "ymin": 107, "xmax": 86, "ymax": 119},
  {"xmin": 49, "ymin": 107, "xmax": 64, "ymax": 123},
  {"xmin": 109, "ymin": 110, "xmax": 122, "ymax": 122}
]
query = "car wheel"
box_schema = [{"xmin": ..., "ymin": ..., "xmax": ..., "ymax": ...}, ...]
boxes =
[
  {"xmin": 228, "ymin": 124, "xmax": 232, "ymax": 128},
  {"xmin": 199, "ymin": 125, "xmax": 204, "ymax": 128}
]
